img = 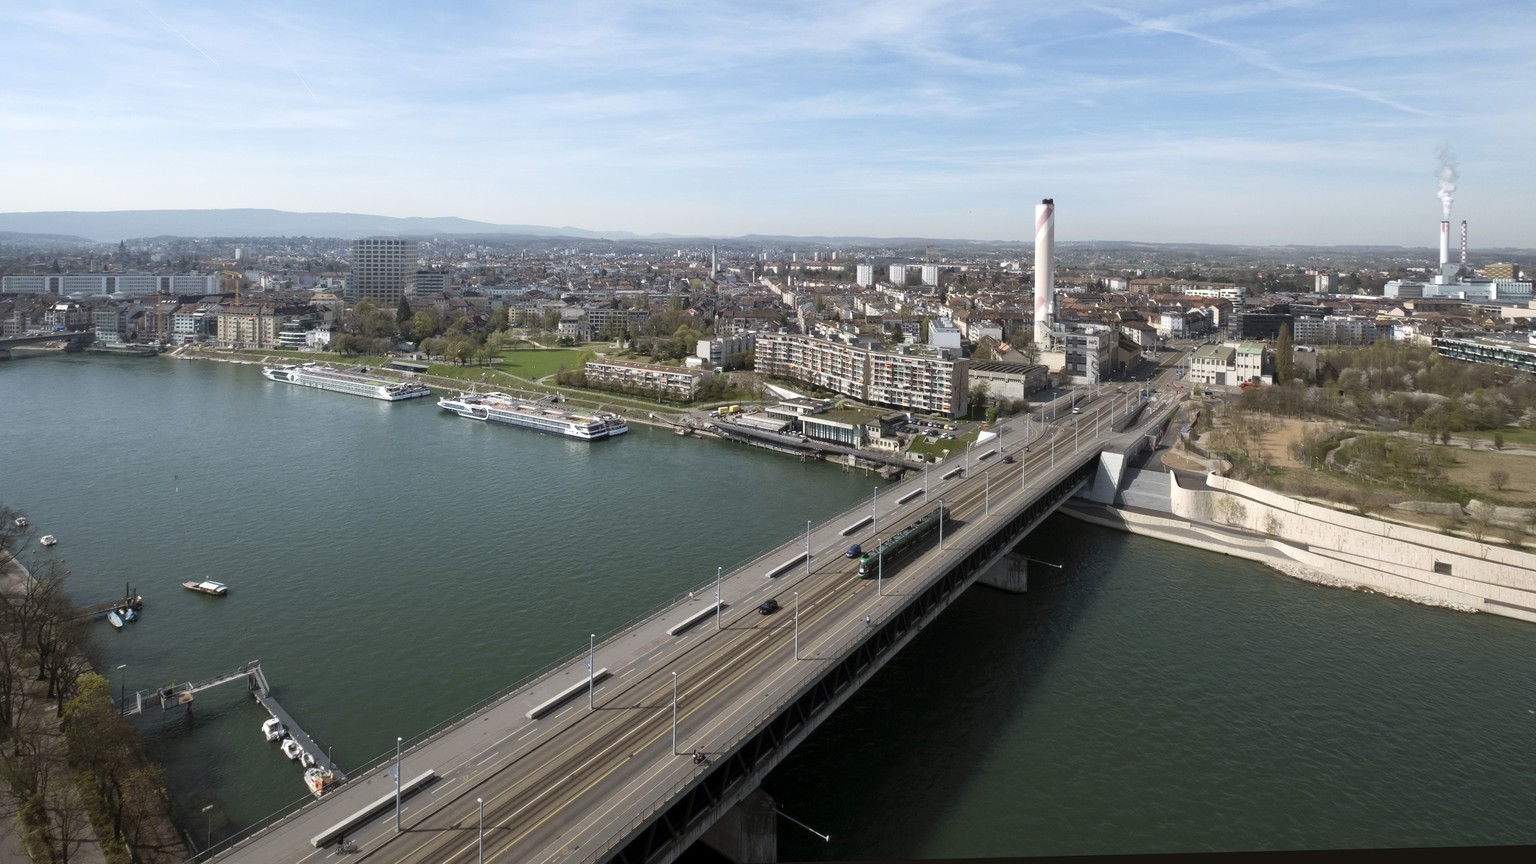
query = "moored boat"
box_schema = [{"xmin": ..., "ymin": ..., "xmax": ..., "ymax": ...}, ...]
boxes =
[
  {"xmin": 182, "ymin": 580, "xmax": 229, "ymax": 596},
  {"xmin": 281, "ymin": 739, "xmax": 304, "ymax": 761},
  {"xmin": 107, "ymin": 610, "xmax": 124, "ymax": 629},
  {"xmin": 13, "ymin": 517, "xmax": 25, "ymax": 528},
  {"xmin": 304, "ymin": 766, "xmax": 335, "ymax": 798},
  {"xmin": 262, "ymin": 718, "xmax": 287, "ymax": 742},
  {"xmin": 262, "ymin": 363, "xmax": 432, "ymax": 401},
  {"xmin": 438, "ymin": 392, "xmax": 628, "ymax": 440},
  {"xmin": 39, "ymin": 534, "xmax": 57, "ymax": 546}
]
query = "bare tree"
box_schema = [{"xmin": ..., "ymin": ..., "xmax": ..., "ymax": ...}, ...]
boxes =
[{"xmin": 1490, "ymin": 469, "xmax": 1511, "ymax": 491}]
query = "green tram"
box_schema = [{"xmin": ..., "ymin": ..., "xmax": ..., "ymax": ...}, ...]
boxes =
[{"xmin": 857, "ymin": 505, "xmax": 951, "ymax": 577}]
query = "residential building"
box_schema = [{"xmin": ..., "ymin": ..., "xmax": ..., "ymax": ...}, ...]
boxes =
[
  {"xmin": 349, "ymin": 238, "xmax": 419, "ymax": 303},
  {"xmin": 755, "ymin": 333, "xmax": 969, "ymax": 417},
  {"xmin": 584, "ymin": 358, "xmax": 708, "ymax": 400}
]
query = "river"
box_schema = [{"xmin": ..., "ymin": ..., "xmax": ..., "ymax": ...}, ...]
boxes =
[{"xmin": 3, "ymin": 353, "xmax": 1534, "ymax": 857}]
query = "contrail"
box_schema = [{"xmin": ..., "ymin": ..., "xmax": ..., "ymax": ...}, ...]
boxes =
[
  {"xmin": 135, "ymin": 0, "xmax": 219, "ymax": 67},
  {"xmin": 280, "ymin": 45, "xmax": 320, "ymax": 104}
]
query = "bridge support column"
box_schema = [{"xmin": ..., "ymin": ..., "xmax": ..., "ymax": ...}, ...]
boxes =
[
  {"xmin": 977, "ymin": 553, "xmax": 1028, "ymax": 593},
  {"xmin": 698, "ymin": 786, "xmax": 777, "ymax": 864}
]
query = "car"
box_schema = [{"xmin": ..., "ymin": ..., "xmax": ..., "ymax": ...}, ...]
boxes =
[
  {"xmin": 845, "ymin": 543, "xmax": 862, "ymax": 558},
  {"xmin": 1071, "ymin": 407, "xmax": 1082, "ymax": 414},
  {"xmin": 758, "ymin": 598, "xmax": 781, "ymax": 615},
  {"xmin": 1002, "ymin": 455, "xmax": 1015, "ymax": 463}
]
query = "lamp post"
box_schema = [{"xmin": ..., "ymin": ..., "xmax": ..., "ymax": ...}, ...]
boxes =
[
  {"xmin": 985, "ymin": 469, "xmax": 990, "ymax": 515},
  {"xmin": 793, "ymin": 591, "xmax": 800, "ymax": 660},
  {"xmin": 877, "ymin": 538, "xmax": 883, "ymax": 596},
  {"xmin": 805, "ymin": 520, "xmax": 811, "ymax": 577},
  {"xmin": 202, "ymin": 803, "xmax": 213, "ymax": 854},
  {"xmin": 872, "ymin": 485, "xmax": 878, "ymax": 533},
  {"xmin": 478, "ymin": 797, "xmax": 484, "ymax": 864},
  {"xmin": 116, "ymin": 663, "xmax": 126, "ymax": 710},
  {"xmin": 715, "ymin": 566, "xmax": 722, "ymax": 631},
  {"xmin": 1074, "ymin": 417, "xmax": 1080, "ymax": 453},
  {"xmin": 923, "ymin": 463, "xmax": 929, "ymax": 501},
  {"xmin": 395, "ymin": 736, "xmax": 402, "ymax": 832},
  {"xmin": 588, "ymin": 633, "xmax": 595, "ymax": 710},
  {"xmin": 671, "ymin": 672, "xmax": 678, "ymax": 755},
  {"xmin": 938, "ymin": 500, "xmax": 945, "ymax": 549}
]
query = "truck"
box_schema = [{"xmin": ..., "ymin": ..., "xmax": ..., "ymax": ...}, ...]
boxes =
[{"xmin": 857, "ymin": 505, "xmax": 950, "ymax": 578}]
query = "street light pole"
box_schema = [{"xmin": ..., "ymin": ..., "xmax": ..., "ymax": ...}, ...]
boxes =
[
  {"xmin": 116, "ymin": 663, "xmax": 126, "ymax": 710},
  {"xmin": 478, "ymin": 797, "xmax": 484, "ymax": 864},
  {"xmin": 805, "ymin": 520, "xmax": 811, "ymax": 577},
  {"xmin": 671, "ymin": 672, "xmax": 678, "ymax": 755},
  {"xmin": 715, "ymin": 566, "xmax": 722, "ymax": 631},
  {"xmin": 395, "ymin": 736, "xmax": 402, "ymax": 832},
  {"xmin": 877, "ymin": 538, "xmax": 883, "ymax": 596},
  {"xmin": 202, "ymin": 803, "xmax": 213, "ymax": 854},
  {"xmin": 793, "ymin": 591, "xmax": 800, "ymax": 660},
  {"xmin": 588, "ymin": 633, "xmax": 595, "ymax": 710},
  {"xmin": 985, "ymin": 470, "xmax": 990, "ymax": 515},
  {"xmin": 872, "ymin": 485, "xmax": 877, "ymax": 533},
  {"xmin": 938, "ymin": 500, "xmax": 944, "ymax": 549},
  {"xmin": 923, "ymin": 463, "xmax": 928, "ymax": 501}
]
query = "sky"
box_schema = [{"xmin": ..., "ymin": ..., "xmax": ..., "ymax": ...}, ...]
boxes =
[{"xmin": 2, "ymin": 0, "xmax": 1533, "ymax": 247}]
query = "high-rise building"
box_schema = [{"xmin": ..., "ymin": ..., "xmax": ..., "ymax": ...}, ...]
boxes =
[{"xmin": 349, "ymin": 238, "xmax": 419, "ymax": 304}]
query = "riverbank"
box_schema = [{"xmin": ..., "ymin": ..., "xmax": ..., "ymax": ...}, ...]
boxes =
[{"xmin": 1061, "ymin": 469, "xmax": 1536, "ymax": 623}]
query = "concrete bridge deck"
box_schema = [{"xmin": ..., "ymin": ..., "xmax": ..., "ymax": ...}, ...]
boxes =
[{"xmin": 215, "ymin": 386, "xmax": 1181, "ymax": 864}]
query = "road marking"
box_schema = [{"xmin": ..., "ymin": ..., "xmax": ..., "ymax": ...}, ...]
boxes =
[{"xmin": 476, "ymin": 751, "xmax": 500, "ymax": 766}]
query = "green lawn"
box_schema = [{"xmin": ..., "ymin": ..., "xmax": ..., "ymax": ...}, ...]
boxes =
[
  {"xmin": 1466, "ymin": 427, "xmax": 1536, "ymax": 447},
  {"xmin": 492, "ymin": 349, "xmax": 586, "ymax": 380},
  {"xmin": 905, "ymin": 429, "xmax": 980, "ymax": 462}
]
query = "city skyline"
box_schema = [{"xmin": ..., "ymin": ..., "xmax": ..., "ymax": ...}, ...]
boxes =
[{"xmin": 3, "ymin": 1, "xmax": 1533, "ymax": 247}]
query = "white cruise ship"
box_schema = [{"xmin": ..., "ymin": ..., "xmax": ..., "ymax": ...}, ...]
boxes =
[
  {"xmin": 262, "ymin": 363, "xmax": 434, "ymax": 401},
  {"xmin": 438, "ymin": 392, "xmax": 628, "ymax": 440}
]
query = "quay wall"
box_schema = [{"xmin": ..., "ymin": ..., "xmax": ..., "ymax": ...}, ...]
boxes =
[{"xmin": 1077, "ymin": 472, "xmax": 1536, "ymax": 624}]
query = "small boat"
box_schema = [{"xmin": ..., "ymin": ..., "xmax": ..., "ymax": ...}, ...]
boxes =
[
  {"xmin": 281, "ymin": 739, "xmax": 304, "ymax": 761},
  {"xmin": 107, "ymin": 610, "xmax": 124, "ymax": 629},
  {"xmin": 182, "ymin": 580, "xmax": 229, "ymax": 596},
  {"xmin": 121, "ymin": 607, "xmax": 137, "ymax": 623},
  {"xmin": 39, "ymin": 535, "xmax": 57, "ymax": 547},
  {"xmin": 299, "ymin": 750, "xmax": 316, "ymax": 768},
  {"xmin": 13, "ymin": 517, "xmax": 25, "ymax": 528},
  {"xmin": 261, "ymin": 718, "xmax": 287, "ymax": 742},
  {"xmin": 304, "ymin": 766, "xmax": 335, "ymax": 798}
]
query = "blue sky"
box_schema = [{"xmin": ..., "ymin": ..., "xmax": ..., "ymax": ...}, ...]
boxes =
[{"xmin": 3, "ymin": 1, "xmax": 1533, "ymax": 247}]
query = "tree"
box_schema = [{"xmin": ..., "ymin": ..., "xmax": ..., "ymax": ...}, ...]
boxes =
[
  {"xmin": 396, "ymin": 296, "xmax": 413, "ymax": 327},
  {"xmin": 1274, "ymin": 323, "xmax": 1293, "ymax": 383},
  {"xmin": 1491, "ymin": 469, "xmax": 1510, "ymax": 491}
]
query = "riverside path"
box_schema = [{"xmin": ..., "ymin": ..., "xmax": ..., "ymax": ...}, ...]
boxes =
[{"xmin": 216, "ymin": 385, "xmax": 1180, "ymax": 864}]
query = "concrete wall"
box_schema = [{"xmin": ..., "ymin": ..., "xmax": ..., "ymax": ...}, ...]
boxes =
[{"xmin": 1167, "ymin": 473, "xmax": 1536, "ymax": 622}]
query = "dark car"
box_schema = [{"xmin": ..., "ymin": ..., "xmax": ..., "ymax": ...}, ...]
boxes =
[
  {"xmin": 758, "ymin": 598, "xmax": 781, "ymax": 615},
  {"xmin": 845, "ymin": 543, "xmax": 862, "ymax": 558},
  {"xmin": 1002, "ymin": 454, "xmax": 1015, "ymax": 464}
]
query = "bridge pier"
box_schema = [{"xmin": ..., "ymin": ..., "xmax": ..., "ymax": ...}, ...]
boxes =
[
  {"xmin": 977, "ymin": 553, "xmax": 1029, "ymax": 593},
  {"xmin": 698, "ymin": 787, "xmax": 777, "ymax": 864}
]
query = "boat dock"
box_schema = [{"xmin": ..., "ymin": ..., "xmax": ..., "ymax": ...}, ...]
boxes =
[
  {"xmin": 122, "ymin": 661, "xmax": 346, "ymax": 784},
  {"xmin": 77, "ymin": 594, "xmax": 144, "ymax": 620}
]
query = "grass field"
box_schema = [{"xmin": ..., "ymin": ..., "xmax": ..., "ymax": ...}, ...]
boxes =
[{"xmin": 492, "ymin": 349, "xmax": 585, "ymax": 380}]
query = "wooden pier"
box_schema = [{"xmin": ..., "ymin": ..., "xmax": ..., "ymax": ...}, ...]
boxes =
[{"xmin": 76, "ymin": 594, "xmax": 144, "ymax": 620}]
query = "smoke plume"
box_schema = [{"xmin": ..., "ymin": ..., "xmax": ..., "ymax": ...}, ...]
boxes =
[{"xmin": 1436, "ymin": 144, "xmax": 1458, "ymax": 219}]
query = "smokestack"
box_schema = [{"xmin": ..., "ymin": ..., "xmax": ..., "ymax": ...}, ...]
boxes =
[
  {"xmin": 1033, "ymin": 198, "xmax": 1055, "ymax": 346},
  {"xmin": 1439, "ymin": 221, "xmax": 1450, "ymax": 267},
  {"xmin": 1461, "ymin": 220, "xmax": 1468, "ymax": 266}
]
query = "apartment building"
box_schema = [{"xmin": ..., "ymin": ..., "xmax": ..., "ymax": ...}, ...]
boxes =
[
  {"xmin": 584, "ymin": 358, "xmax": 708, "ymax": 400},
  {"xmin": 754, "ymin": 333, "xmax": 969, "ymax": 417}
]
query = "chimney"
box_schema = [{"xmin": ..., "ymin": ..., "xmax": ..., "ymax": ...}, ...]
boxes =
[
  {"xmin": 1033, "ymin": 198, "xmax": 1055, "ymax": 346},
  {"xmin": 1439, "ymin": 220, "xmax": 1450, "ymax": 266},
  {"xmin": 1460, "ymin": 220, "xmax": 1468, "ymax": 266}
]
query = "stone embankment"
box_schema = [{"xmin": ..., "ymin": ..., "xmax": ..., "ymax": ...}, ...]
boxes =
[{"xmin": 1067, "ymin": 472, "xmax": 1536, "ymax": 623}]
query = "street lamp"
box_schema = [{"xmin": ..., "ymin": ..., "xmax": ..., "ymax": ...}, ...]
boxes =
[
  {"xmin": 395, "ymin": 736, "xmax": 402, "ymax": 832},
  {"xmin": 478, "ymin": 797, "xmax": 485, "ymax": 864},
  {"xmin": 985, "ymin": 469, "xmax": 990, "ymax": 516},
  {"xmin": 116, "ymin": 663, "xmax": 126, "ymax": 710},
  {"xmin": 588, "ymin": 633, "xmax": 595, "ymax": 710},
  {"xmin": 793, "ymin": 591, "xmax": 800, "ymax": 660},
  {"xmin": 877, "ymin": 538, "xmax": 883, "ymax": 596},
  {"xmin": 715, "ymin": 566, "xmax": 722, "ymax": 631},
  {"xmin": 938, "ymin": 500, "xmax": 945, "ymax": 549},
  {"xmin": 671, "ymin": 672, "xmax": 678, "ymax": 755},
  {"xmin": 872, "ymin": 485, "xmax": 878, "ymax": 533},
  {"xmin": 923, "ymin": 463, "xmax": 929, "ymax": 501},
  {"xmin": 805, "ymin": 520, "xmax": 811, "ymax": 577},
  {"xmin": 202, "ymin": 803, "xmax": 213, "ymax": 854}
]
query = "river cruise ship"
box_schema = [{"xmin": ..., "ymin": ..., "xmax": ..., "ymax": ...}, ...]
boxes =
[
  {"xmin": 262, "ymin": 363, "xmax": 433, "ymax": 401},
  {"xmin": 437, "ymin": 392, "xmax": 628, "ymax": 440}
]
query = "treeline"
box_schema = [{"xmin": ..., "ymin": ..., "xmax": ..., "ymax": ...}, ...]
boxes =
[
  {"xmin": 1, "ymin": 509, "xmax": 180, "ymax": 863},
  {"xmin": 1241, "ymin": 341, "xmax": 1536, "ymax": 435}
]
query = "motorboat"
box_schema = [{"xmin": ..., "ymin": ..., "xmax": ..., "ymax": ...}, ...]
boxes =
[
  {"xmin": 107, "ymin": 610, "xmax": 124, "ymax": 629},
  {"xmin": 299, "ymin": 750, "xmax": 316, "ymax": 768},
  {"xmin": 305, "ymin": 766, "xmax": 335, "ymax": 798},
  {"xmin": 12, "ymin": 517, "xmax": 25, "ymax": 528},
  {"xmin": 39, "ymin": 535, "xmax": 57, "ymax": 547},
  {"xmin": 281, "ymin": 739, "xmax": 304, "ymax": 761},
  {"xmin": 261, "ymin": 718, "xmax": 287, "ymax": 742},
  {"xmin": 121, "ymin": 608, "xmax": 138, "ymax": 623},
  {"xmin": 182, "ymin": 580, "xmax": 229, "ymax": 596}
]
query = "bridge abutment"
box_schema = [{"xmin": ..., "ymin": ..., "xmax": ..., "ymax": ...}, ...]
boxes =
[{"xmin": 977, "ymin": 552, "xmax": 1029, "ymax": 593}]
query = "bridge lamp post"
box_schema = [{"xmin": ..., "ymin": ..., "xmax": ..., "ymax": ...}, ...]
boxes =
[
  {"xmin": 395, "ymin": 736, "xmax": 403, "ymax": 832},
  {"xmin": 116, "ymin": 664, "xmax": 127, "ymax": 711},
  {"xmin": 671, "ymin": 672, "xmax": 678, "ymax": 755},
  {"xmin": 877, "ymin": 538, "xmax": 883, "ymax": 596},
  {"xmin": 793, "ymin": 592, "xmax": 800, "ymax": 660},
  {"xmin": 715, "ymin": 566, "xmax": 722, "ymax": 631},
  {"xmin": 985, "ymin": 470, "xmax": 990, "ymax": 516},
  {"xmin": 1074, "ymin": 417, "xmax": 1080, "ymax": 453},
  {"xmin": 805, "ymin": 521, "xmax": 811, "ymax": 577},
  {"xmin": 872, "ymin": 485, "xmax": 878, "ymax": 533},
  {"xmin": 202, "ymin": 803, "xmax": 213, "ymax": 854},
  {"xmin": 588, "ymin": 633, "xmax": 595, "ymax": 710},
  {"xmin": 938, "ymin": 500, "xmax": 944, "ymax": 550},
  {"xmin": 923, "ymin": 463, "xmax": 929, "ymax": 502},
  {"xmin": 478, "ymin": 797, "xmax": 484, "ymax": 864}
]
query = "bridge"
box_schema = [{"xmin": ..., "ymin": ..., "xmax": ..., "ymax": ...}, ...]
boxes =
[
  {"xmin": 0, "ymin": 330, "xmax": 96, "ymax": 358},
  {"xmin": 216, "ymin": 383, "xmax": 1181, "ymax": 864}
]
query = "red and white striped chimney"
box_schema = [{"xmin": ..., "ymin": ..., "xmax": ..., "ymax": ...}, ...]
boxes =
[{"xmin": 1461, "ymin": 220, "xmax": 1468, "ymax": 266}]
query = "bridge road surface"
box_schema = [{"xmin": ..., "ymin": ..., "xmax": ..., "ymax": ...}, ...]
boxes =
[{"xmin": 219, "ymin": 399, "xmax": 1154, "ymax": 864}]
